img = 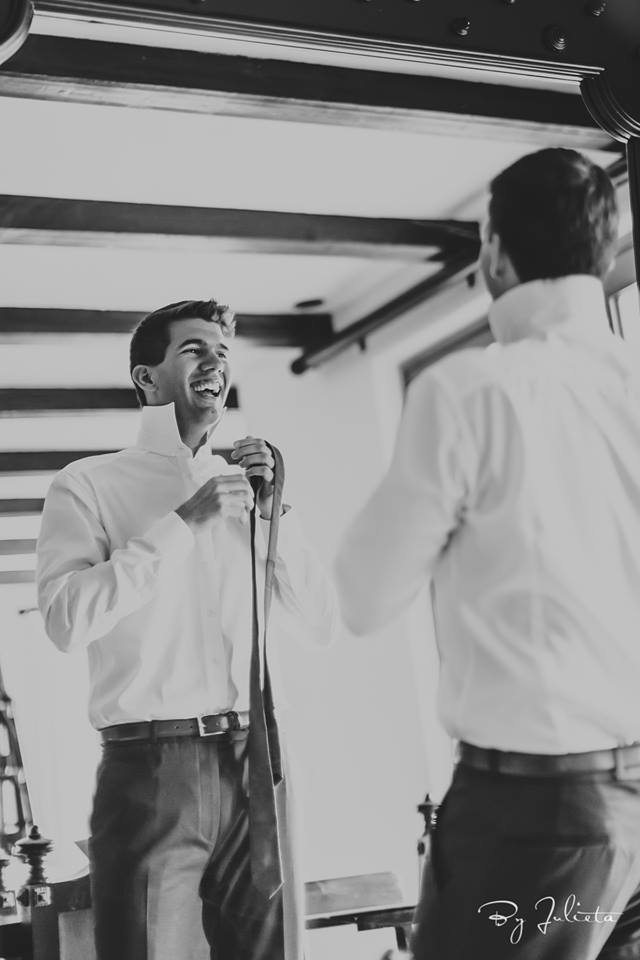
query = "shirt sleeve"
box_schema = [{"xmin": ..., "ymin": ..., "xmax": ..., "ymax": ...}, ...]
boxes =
[
  {"xmin": 259, "ymin": 509, "xmax": 339, "ymax": 647},
  {"xmin": 36, "ymin": 470, "xmax": 195, "ymax": 653},
  {"xmin": 334, "ymin": 367, "xmax": 477, "ymax": 635}
]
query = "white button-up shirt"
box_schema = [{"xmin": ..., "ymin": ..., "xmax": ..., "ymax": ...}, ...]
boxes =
[
  {"xmin": 337, "ymin": 275, "xmax": 640, "ymax": 754},
  {"xmin": 37, "ymin": 402, "xmax": 337, "ymax": 729}
]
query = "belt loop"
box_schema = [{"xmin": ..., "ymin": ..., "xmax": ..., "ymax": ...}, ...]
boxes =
[
  {"xmin": 149, "ymin": 720, "xmax": 157, "ymax": 744},
  {"xmin": 613, "ymin": 746, "xmax": 636, "ymax": 781},
  {"xmin": 488, "ymin": 749, "xmax": 501, "ymax": 774}
]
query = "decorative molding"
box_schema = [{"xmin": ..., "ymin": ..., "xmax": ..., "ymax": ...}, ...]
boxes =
[
  {"xmin": 33, "ymin": 1, "xmax": 601, "ymax": 86},
  {"xmin": 0, "ymin": 0, "xmax": 33, "ymax": 67},
  {"xmin": 582, "ymin": 75, "xmax": 640, "ymax": 143},
  {"xmin": 1, "ymin": 36, "xmax": 609, "ymax": 146}
]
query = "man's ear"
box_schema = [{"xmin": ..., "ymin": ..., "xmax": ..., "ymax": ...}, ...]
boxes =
[
  {"xmin": 486, "ymin": 231, "xmax": 505, "ymax": 281},
  {"xmin": 131, "ymin": 364, "xmax": 158, "ymax": 398},
  {"xmin": 488, "ymin": 229, "xmax": 521, "ymax": 287}
]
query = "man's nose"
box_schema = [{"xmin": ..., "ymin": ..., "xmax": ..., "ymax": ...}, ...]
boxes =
[{"xmin": 201, "ymin": 353, "xmax": 223, "ymax": 371}]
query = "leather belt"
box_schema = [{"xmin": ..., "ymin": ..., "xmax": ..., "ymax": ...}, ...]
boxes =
[
  {"xmin": 100, "ymin": 711, "xmax": 250, "ymax": 743},
  {"xmin": 458, "ymin": 740, "xmax": 640, "ymax": 780}
]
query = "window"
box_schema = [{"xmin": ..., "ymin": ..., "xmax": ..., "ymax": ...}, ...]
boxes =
[{"xmin": 610, "ymin": 283, "xmax": 640, "ymax": 352}]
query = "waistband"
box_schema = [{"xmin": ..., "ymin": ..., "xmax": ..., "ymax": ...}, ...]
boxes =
[
  {"xmin": 100, "ymin": 711, "xmax": 250, "ymax": 743},
  {"xmin": 458, "ymin": 741, "xmax": 640, "ymax": 780}
]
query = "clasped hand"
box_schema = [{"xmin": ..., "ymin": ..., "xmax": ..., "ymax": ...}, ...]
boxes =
[{"xmin": 175, "ymin": 437, "xmax": 275, "ymax": 531}]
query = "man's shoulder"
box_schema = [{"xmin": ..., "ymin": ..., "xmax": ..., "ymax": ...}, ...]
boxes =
[
  {"xmin": 52, "ymin": 448, "xmax": 138, "ymax": 489},
  {"xmin": 414, "ymin": 345, "xmax": 503, "ymax": 400}
]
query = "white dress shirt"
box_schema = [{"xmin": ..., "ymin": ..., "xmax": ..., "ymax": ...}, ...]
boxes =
[
  {"xmin": 37, "ymin": 402, "xmax": 337, "ymax": 729},
  {"xmin": 336, "ymin": 275, "xmax": 640, "ymax": 754}
]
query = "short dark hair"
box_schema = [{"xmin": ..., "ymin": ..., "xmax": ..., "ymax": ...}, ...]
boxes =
[
  {"xmin": 488, "ymin": 148, "xmax": 618, "ymax": 283},
  {"xmin": 129, "ymin": 299, "xmax": 236, "ymax": 405}
]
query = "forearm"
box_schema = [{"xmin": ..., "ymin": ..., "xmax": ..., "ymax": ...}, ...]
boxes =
[{"xmin": 38, "ymin": 512, "xmax": 193, "ymax": 652}]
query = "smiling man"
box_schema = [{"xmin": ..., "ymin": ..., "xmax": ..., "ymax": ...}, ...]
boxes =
[{"xmin": 36, "ymin": 299, "xmax": 338, "ymax": 960}]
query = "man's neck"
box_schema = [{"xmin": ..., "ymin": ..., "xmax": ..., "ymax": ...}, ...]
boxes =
[{"xmin": 177, "ymin": 414, "xmax": 218, "ymax": 456}]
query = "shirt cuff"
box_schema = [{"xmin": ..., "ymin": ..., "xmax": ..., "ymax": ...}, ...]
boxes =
[{"xmin": 145, "ymin": 511, "xmax": 195, "ymax": 562}]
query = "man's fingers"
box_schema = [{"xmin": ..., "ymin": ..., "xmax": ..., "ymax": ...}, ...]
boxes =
[
  {"xmin": 231, "ymin": 437, "xmax": 270, "ymax": 459},
  {"xmin": 244, "ymin": 466, "xmax": 273, "ymax": 483},
  {"xmin": 206, "ymin": 474, "xmax": 251, "ymax": 491},
  {"xmin": 236, "ymin": 452, "xmax": 274, "ymax": 470}
]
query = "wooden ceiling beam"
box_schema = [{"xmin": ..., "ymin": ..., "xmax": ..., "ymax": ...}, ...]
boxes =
[
  {"xmin": 0, "ymin": 35, "xmax": 612, "ymax": 148},
  {"xmin": 0, "ymin": 498, "xmax": 44, "ymax": 515},
  {"xmin": 0, "ymin": 194, "xmax": 475, "ymax": 260},
  {"xmin": 0, "ymin": 386, "xmax": 239, "ymax": 412},
  {"xmin": 0, "ymin": 571, "xmax": 34, "ymax": 584},
  {"xmin": 0, "ymin": 449, "xmax": 233, "ymax": 473},
  {"xmin": 0, "ymin": 539, "xmax": 37, "ymax": 555},
  {"xmin": 0, "ymin": 308, "xmax": 333, "ymax": 347},
  {"xmin": 291, "ymin": 252, "xmax": 478, "ymax": 374}
]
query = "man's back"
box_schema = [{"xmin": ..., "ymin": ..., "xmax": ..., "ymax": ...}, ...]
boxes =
[{"xmin": 337, "ymin": 276, "xmax": 640, "ymax": 753}]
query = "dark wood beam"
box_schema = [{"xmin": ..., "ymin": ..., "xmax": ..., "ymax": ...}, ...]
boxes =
[
  {"xmin": 0, "ymin": 35, "xmax": 612, "ymax": 148},
  {"xmin": 0, "ymin": 308, "xmax": 333, "ymax": 348},
  {"xmin": 0, "ymin": 570, "xmax": 33, "ymax": 584},
  {"xmin": 291, "ymin": 254, "xmax": 478, "ymax": 374},
  {"xmin": 0, "ymin": 449, "xmax": 233, "ymax": 472},
  {"xmin": 0, "ymin": 386, "xmax": 239, "ymax": 412},
  {"xmin": 0, "ymin": 194, "xmax": 475, "ymax": 261},
  {"xmin": 0, "ymin": 539, "xmax": 37, "ymax": 555},
  {"xmin": 0, "ymin": 498, "xmax": 44, "ymax": 515}
]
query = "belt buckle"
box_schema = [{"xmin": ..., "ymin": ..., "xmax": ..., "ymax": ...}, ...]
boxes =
[
  {"xmin": 196, "ymin": 715, "xmax": 221, "ymax": 738},
  {"xmin": 226, "ymin": 710, "xmax": 240, "ymax": 732}
]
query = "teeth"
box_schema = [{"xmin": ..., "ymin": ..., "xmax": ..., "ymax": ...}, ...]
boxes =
[{"xmin": 193, "ymin": 381, "xmax": 222, "ymax": 394}]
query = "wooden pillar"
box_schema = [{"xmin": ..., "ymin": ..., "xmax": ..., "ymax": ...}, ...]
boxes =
[{"xmin": 627, "ymin": 138, "xmax": 640, "ymax": 295}]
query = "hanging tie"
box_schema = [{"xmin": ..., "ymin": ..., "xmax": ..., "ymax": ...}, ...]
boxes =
[{"xmin": 248, "ymin": 443, "xmax": 285, "ymax": 898}]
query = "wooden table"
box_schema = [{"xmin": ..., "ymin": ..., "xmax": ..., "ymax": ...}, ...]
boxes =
[{"xmin": 1, "ymin": 870, "xmax": 415, "ymax": 958}]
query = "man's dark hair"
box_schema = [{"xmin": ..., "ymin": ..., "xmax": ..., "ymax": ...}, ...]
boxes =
[
  {"xmin": 129, "ymin": 299, "xmax": 236, "ymax": 406},
  {"xmin": 488, "ymin": 148, "xmax": 618, "ymax": 283}
]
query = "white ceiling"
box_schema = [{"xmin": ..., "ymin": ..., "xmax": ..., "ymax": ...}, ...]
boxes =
[
  {"xmin": 0, "ymin": 96, "xmax": 585, "ymax": 217},
  {"xmin": 0, "ymin": 94, "xmax": 618, "ymax": 321}
]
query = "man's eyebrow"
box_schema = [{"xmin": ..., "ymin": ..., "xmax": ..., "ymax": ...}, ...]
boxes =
[{"xmin": 177, "ymin": 338, "xmax": 229, "ymax": 352}]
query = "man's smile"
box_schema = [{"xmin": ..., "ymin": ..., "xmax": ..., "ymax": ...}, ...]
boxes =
[{"xmin": 191, "ymin": 376, "xmax": 224, "ymax": 400}]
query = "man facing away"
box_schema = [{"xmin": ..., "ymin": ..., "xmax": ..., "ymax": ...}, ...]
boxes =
[
  {"xmin": 335, "ymin": 149, "xmax": 640, "ymax": 960},
  {"xmin": 36, "ymin": 299, "xmax": 338, "ymax": 960}
]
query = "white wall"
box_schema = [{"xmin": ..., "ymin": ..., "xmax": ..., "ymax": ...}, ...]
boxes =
[{"xmin": 236, "ymin": 276, "xmax": 488, "ymax": 899}]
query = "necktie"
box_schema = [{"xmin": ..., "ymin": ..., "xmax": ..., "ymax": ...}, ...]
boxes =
[{"xmin": 248, "ymin": 443, "xmax": 285, "ymax": 898}]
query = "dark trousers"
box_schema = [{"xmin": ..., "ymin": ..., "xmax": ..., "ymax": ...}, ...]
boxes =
[
  {"xmin": 89, "ymin": 732, "xmax": 303, "ymax": 960},
  {"xmin": 412, "ymin": 762, "xmax": 640, "ymax": 960}
]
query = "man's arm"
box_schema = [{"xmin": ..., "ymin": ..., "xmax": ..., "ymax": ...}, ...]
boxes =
[
  {"xmin": 335, "ymin": 368, "xmax": 477, "ymax": 636},
  {"xmin": 260, "ymin": 510, "xmax": 339, "ymax": 647},
  {"xmin": 37, "ymin": 469, "xmax": 254, "ymax": 653},
  {"xmin": 37, "ymin": 471, "xmax": 195, "ymax": 653}
]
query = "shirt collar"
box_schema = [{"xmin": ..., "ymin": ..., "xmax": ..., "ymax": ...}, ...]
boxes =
[
  {"xmin": 136, "ymin": 402, "xmax": 216, "ymax": 462},
  {"xmin": 488, "ymin": 275, "xmax": 609, "ymax": 346}
]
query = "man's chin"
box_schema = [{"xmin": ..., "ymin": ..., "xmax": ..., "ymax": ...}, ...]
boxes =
[{"xmin": 182, "ymin": 398, "xmax": 224, "ymax": 426}]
